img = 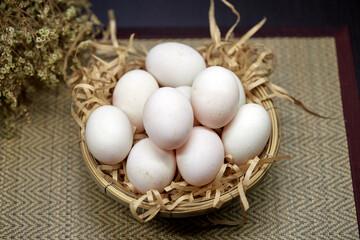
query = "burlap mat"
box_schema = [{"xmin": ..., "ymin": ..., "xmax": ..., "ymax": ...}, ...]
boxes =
[{"xmin": 0, "ymin": 37, "xmax": 358, "ymax": 239}]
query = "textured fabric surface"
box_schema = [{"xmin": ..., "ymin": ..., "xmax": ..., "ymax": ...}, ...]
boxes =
[{"xmin": 0, "ymin": 37, "xmax": 358, "ymax": 239}]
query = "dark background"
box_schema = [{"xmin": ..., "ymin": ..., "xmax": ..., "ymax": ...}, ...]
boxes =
[{"xmin": 88, "ymin": 0, "xmax": 360, "ymax": 96}]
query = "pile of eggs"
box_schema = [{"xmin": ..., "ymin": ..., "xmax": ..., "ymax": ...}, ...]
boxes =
[{"xmin": 85, "ymin": 42, "xmax": 271, "ymax": 194}]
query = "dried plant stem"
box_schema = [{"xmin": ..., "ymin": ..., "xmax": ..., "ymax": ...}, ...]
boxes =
[{"xmin": 69, "ymin": 0, "xmax": 293, "ymax": 224}]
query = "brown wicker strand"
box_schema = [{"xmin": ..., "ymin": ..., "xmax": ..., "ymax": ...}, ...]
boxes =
[{"xmin": 67, "ymin": 0, "xmax": 297, "ymax": 223}]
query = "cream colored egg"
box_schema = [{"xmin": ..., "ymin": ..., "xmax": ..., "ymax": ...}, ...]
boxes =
[
  {"xmin": 222, "ymin": 103, "xmax": 271, "ymax": 165},
  {"xmin": 176, "ymin": 86, "xmax": 192, "ymax": 100},
  {"xmin": 145, "ymin": 42, "xmax": 206, "ymax": 87},
  {"xmin": 191, "ymin": 66, "xmax": 240, "ymax": 129},
  {"xmin": 230, "ymin": 72, "xmax": 246, "ymax": 107},
  {"xmin": 126, "ymin": 138, "xmax": 176, "ymax": 194},
  {"xmin": 143, "ymin": 87, "xmax": 194, "ymax": 150},
  {"xmin": 112, "ymin": 69, "xmax": 159, "ymax": 133},
  {"xmin": 85, "ymin": 105, "xmax": 133, "ymax": 165},
  {"xmin": 176, "ymin": 126, "xmax": 224, "ymax": 186},
  {"xmin": 176, "ymin": 86, "xmax": 200, "ymax": 126}
]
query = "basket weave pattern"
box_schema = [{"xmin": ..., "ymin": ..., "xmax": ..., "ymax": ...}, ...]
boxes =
[{"xmin": 69, "ymin": 0, "xmax": 290, "ymax": 223}]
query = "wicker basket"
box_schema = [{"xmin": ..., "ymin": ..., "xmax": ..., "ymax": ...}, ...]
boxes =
[
  {"xmin": 77, "ymin": 85, "xmax": 281, "ymax": 219},
  {"xmin": 69, "ymin": 0, "xmax": 290, "ymax": 223}
]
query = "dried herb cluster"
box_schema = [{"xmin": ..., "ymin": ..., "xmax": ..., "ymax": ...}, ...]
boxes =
[{"xmin": 0, "ymin": 0, "xmax": 101, "ymax": 136}]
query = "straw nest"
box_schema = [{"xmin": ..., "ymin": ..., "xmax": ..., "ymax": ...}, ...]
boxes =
[{"xmin": 68, "ymin": 0, "xmax": 293, "ymax": 223}]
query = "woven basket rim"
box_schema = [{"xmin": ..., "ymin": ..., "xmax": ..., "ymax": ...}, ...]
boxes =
[
  {"xmin": 66, "ymin": 0, "xmax": 292, "ymax": 222},
  {"xmin": 77, "ymin": 83, "xmax": 281, "ymax": 218}
]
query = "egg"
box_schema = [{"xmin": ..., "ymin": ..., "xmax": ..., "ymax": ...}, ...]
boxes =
[
  {"xmin": 176, "ymin": 126, "xmax": 224, "ymax": 186},
  {"xmin": 191, "ymin": 66, "xmax": 240, "ymax": 129},
  {"xmin": 175, "ymin": 85, "xmax": 192, "ymax": 100},
  {"xmin": 230, "ymin": 72, "xmax": 246, "ymax": 107},
  {"xmin": 112, "ymin": 69, "xmax": 159, "ymax": 133},
  {"xmin": 143, "ymin": 87, "xmax": 194, "ymax": 150},
  {"xmin": 126, "ymin": 138, "xmax": 176, "ymax": 194},
  {"xmin": 85, "ymin": 105, "xmax": 133, "ymax": 165},
  {"xmin": 222, "ymin": 103, "xmax": 271, "ymax": 165},
  {"xmin": 175, "ymin": 86, "xmax": 200, "ymax": 126},
  {"xmin": 145, "ymin": 42, "xmax": 206, "ymax": 87}
]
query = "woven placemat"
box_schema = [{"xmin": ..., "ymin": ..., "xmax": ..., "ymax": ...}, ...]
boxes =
[{"xmin": 0, "ymin": 37, "xmax": 358, "ymax": 239}]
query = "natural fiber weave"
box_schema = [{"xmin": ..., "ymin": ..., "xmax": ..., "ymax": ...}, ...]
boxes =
[
  {"xmin": 0, "ymin": 36, "xmax": 358, "ymax": 239},
  {"xmin": 68, "ymin": 1, "xmax": 294, "ymax": 222}
]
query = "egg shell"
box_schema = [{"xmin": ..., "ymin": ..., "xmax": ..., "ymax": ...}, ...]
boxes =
[
  {"xmin": 145, "ymin": 42, "xmax": 206, "ymax": 87},
  {"xmin": 230, "ymin": 72, "xmax": 246, "ymax": 107},
  {"xmin": 222, "ymin": 103, "xmax": 271, "ymax": 165},
  {"xmin": 175, "ymin": 86, "xmax": 200, "ymax": 126},
  {"xmin": 112, "ymin": 69, "xmax": 159, "ymax": 133},
  {"xmin": 176, "ymin": 126, "xmax": 224, "ymax": 186},
  {"xmin": 85, "ymin": 105, "xmax": 133, "ymax": 165},
  {"xmin": 175, "ymin": 86, "xmax": 192, "ymax": 100},
  {"xmin": 191, "ymin": 66, "xmax": 240, "ymax": 129},
  {"xmin": 143, "ymin": 87, "xmax": 194, "ymax": 150},
  {"xmin": 126, "ymin": 138, "xmax": 176, "ymax": 194}
]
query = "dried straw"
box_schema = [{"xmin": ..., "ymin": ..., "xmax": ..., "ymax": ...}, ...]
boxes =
[{"xmin": 69, "ymin": 0, "xmax": 294, "ymax": 224}]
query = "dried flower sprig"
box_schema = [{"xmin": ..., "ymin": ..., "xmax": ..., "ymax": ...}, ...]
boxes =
[{"xmin": 0, "ymin": 0, "xmax": 101, "ymax": 137}]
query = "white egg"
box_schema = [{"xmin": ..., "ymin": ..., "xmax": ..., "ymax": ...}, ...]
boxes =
[
  {"xmin": 191, "ymin": 66, "xmax": 240, "ymax": 129},
  {"xmin": 175, "ymin": 86, "xmax": 192, "ymax": 100},
  {"xmin": 176, "ymin": 126, "xmax": 224, "ymax": 186},
  {"xmin": 230, "ymin": 72, "xmax": 246, "ymax": 107},
  {"xmin": 112, "ymin": 69, "xmax": 159, "ymax": 134},
  {"xmin": 222, "ymin": 103, "xmax": 271, "ymax": 165},
  {"xmin": 126, "ymin": 138, "xmax": 176, "ymax": 194},
  {"xmin": 145, "ymin": 42, "xmax": 206, "ymax": 87},
  {"xmin": 175, "ymin": 86, "xmax": 200, "ymax": 126},
  {"xmin": 85, "ymin": 105, "xmax": 133, "ymax": 165},
  {"xmin": 143, "ymin": 87, "xmax": 194, "ymax": 150}
]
